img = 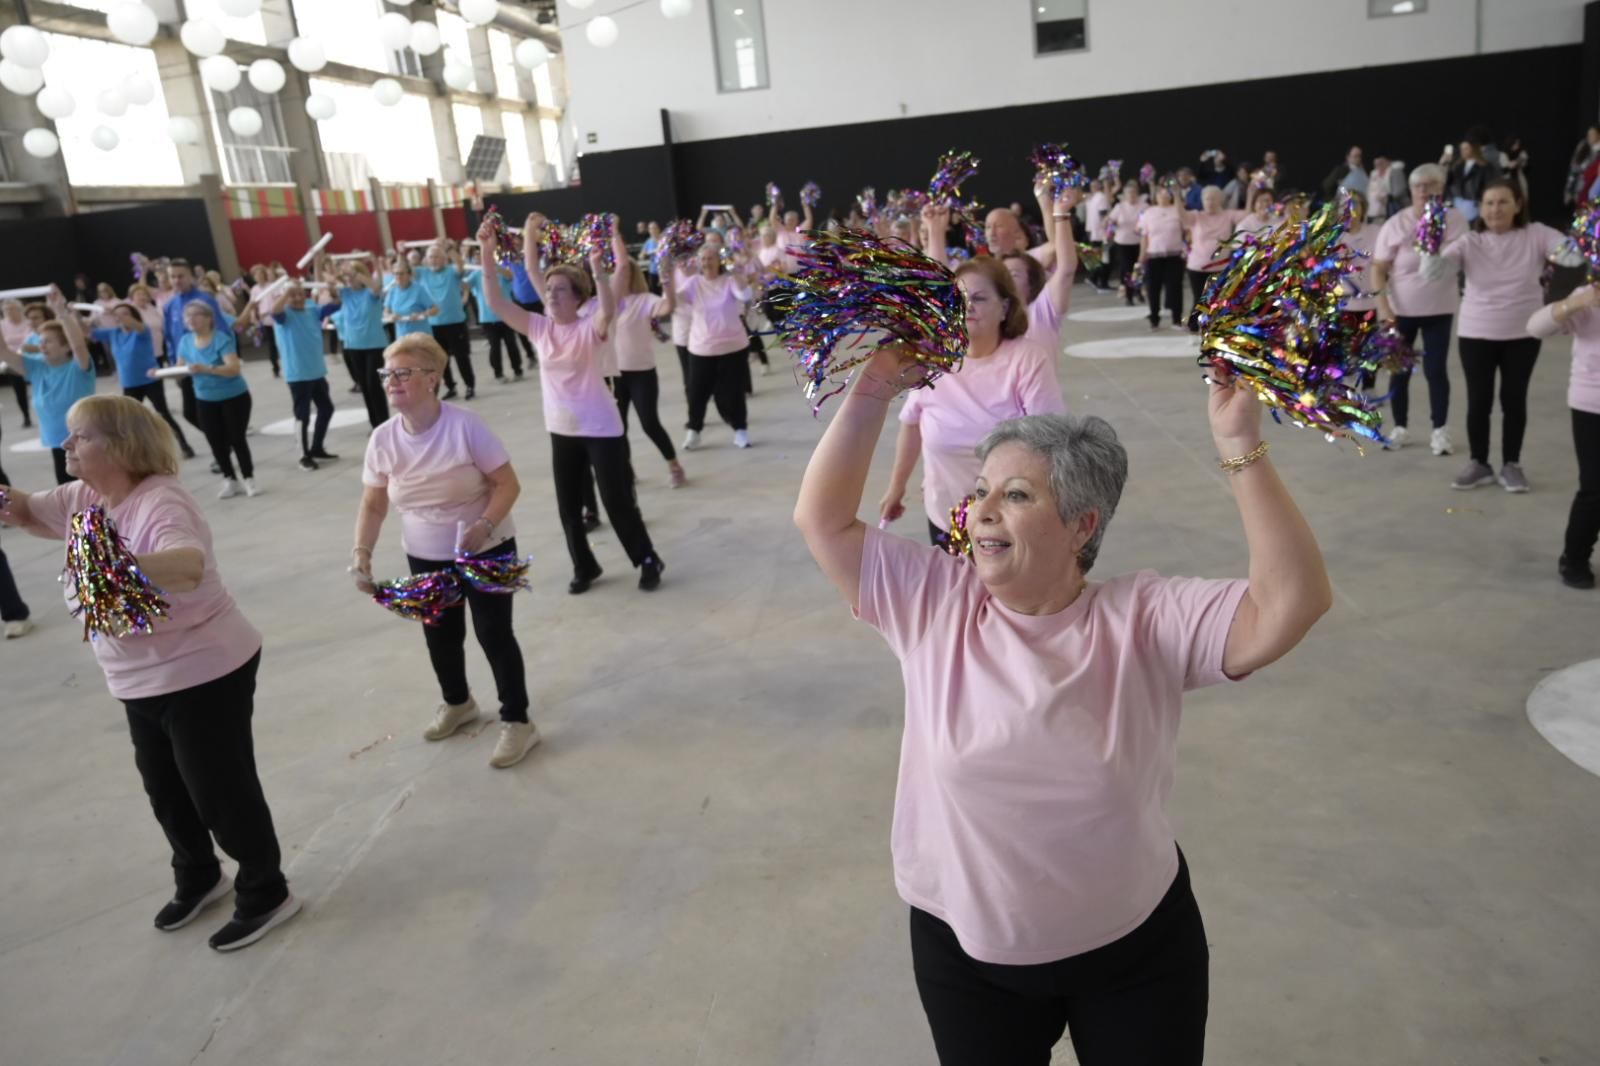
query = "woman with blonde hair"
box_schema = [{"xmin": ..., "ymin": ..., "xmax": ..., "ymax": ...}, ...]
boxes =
[
  {"xmin": 1, "ymin": 395, "xmax": 298, "ymax": 951},
  {"xmin": 607, "ymin": 226, "xmax": 687, "ymax": 487}
]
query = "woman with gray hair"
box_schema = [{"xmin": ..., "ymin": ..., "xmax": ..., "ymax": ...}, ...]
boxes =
[{"xmin": 794, "ymin": 346, "xmax": 1333, "ymax": 1064}]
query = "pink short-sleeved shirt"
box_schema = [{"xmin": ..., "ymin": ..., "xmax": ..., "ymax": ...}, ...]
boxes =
[
  {"xmin": 362, "ymin": 402, "xmax": 516, "ymax": 561},
  {"xmin": 1528, "ymin": 302, "xmax": 1600, "ymax": 414},
  {"xmin": 669, "ymin": 265, "xmax": 694, "ymax": 347},
  {"xmin": 1, "ymin": 316, "xmax": 29, "ymax": 351},
  {"xmin": 900, "ymin": 337, "xmax": 1066, "ymax": 526},
  {"xmin": 1440, "ymin": 224, "xmax": 1568, "ymax": 341},
  {"xmin": 1372, "ymin": 204, "xmax": 1468, "ymax": 318},
  {"xmin": 27, "ymin": 476, "xmax": 262, "ymax": 700},
  {"xmin": 1106, "ymin": 202, "xmax": 1143, "ymax": 246},
  {"xmin": 1233, "ymin": 212, "xmax": 1278, "ymax": 241},
  {"xmin": 758, "ymin": 243, "xmax": 793, "ymax": 276},
  {"xmin": 1336, "ymin": 224, "xmax": 1380, "ymax": 312},
  {"xmin": 679, "ymin": 274, "xmax": 753, "ymax": 356},
  {"xmin": 1136, "ymin": 206, "xmax": 1185, "ymax": 256},
  {"xmin": 856, "ymin": 529, "xmax": 1248, "ymax": 964},
  {"xmin": 614, "ymin": 292, "xmax": 667, "ymax": 373},
  {"xmin": 1085, "ymin": 191, "xmax": 1111, "ymax": 242},
  {"xmin": 1026, "ymin": 292, "xmax": 1064, "ymax": 353},
  {"xmin": 1186, "ymin": 210, "xmax": 1244, "ymax": 271},
  {"xmin": 578, "ymin": 299, "xmax": 619, "ymax": 378},
  {"xmin": 521, "ymin": 311, "xmax": 626, "ymax": 439}
]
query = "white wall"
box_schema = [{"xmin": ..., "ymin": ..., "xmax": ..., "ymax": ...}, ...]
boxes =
[{"xmin": 561, "ymin": 0, "xmax": 1587, "ymax": 153}]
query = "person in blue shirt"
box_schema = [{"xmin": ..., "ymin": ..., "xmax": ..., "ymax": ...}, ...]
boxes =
[
  {"xmin": 268, "ymin": 282, "xmax": 341, "ymax": 472},
  {"xmin": 160, "ymin": 259, "xmax": 224, "ymax": 436},
  {"xmin": 415, "ymin": 241, "xmax": 474, "ymax": 400},
  {"xmin": 333, "ymin": 257, "xmax": 392, "ymax": 428},
  {"xmin": 466, "ymin": 256, "xmax": 525, "ymax": 382},
  {"xmin": 92, "ymin": 304, "xmax": 195, "ymax": 459},
  {"xmin": 3, "ymin": 287, "xmax": 95, "ymax": 484},
  {"xmin": 383, "ymin": 262, "xmax": 439, "ymax": 347},
  {"xmin": 640, "ymin": 220, "xmax": 662, "ymax": 294},
  {"xmin": 178, "ymin": 300, "xmax": 256, "ymax": 499}
]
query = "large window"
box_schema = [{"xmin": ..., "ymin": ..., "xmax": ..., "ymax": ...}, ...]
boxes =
[
  {"xmin": 292, "ymin": 0, "xmax": 393, "ymax": 72},
  {"xmin": 184, "ymin": 0, "xmax": 268, "ymax": 46},
  {"xmin": 209, "ymin": 77, "xmax": 293, "ymax": 184},
  {"xmin": 40, "ymin": 33, "xmax": 184, "ymax": 186},
  {"xmin": 452, "ymin": 102, "xmax": 484, "ymax": 170},
  {"xmin": 533, "ymin": 62, "xmax": 557, "ymax": 109},
  {"xmin": 500, "ymin": 111, "xmax": 534, "ymax": 187},
  {"xmin": 437, "ymin": 11, "xmax": 479, "ymax": 92},
  {"xmin": 1032, "ymin": 0, "xmax": 1087, "ymax": 54},
  {"xmin": 488, "ymin": 29, "xmax": 522, "ymax": 101},
  {"xmin": 539, "ymin": 116, "xmax": 564, "ymax": 185},
  {"xmin": 309, "ymin": 77, "xmax": 441, "ymax": 184},
  {"xmin": 1368, "ymin": 0, "xmax": 1426, "ymax": 15},
  {"xmin": 710, "ymin": 0, "xmax": 767, "ymax": 93}
]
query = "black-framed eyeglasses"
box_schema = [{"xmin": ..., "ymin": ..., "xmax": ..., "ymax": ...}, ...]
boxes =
[{"xmin": 376, "ymin": 367, "xmax": 435, "ymax": 383}]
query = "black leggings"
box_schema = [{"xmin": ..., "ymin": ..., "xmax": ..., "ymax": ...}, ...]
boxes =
[
  {"xmin": 1567, "ymin": 408, "xmax": 1600, "ymax": 566},
  {"xmin": 1186, "ymin": 269, "xmax": 1218, "ymax": 331},
  {"xmin": 347, "ymin": 347, "xmax": 389, "ymax": 428},
  {"xmin": 550, "ymin": 433, "xmax": 656, "ymax": 575},
  {"xmin": 485, "ymin": 321, "xmax": 528, "ymax": 378},
  {"xmin": 1459, "ymin": 336, "xmax": 1541, "ymax": 465},
  {"xmin": 432, "ymin": 321, "xmax": 475, "ymax": 390},
  {"xmin": 676, "ymin": 344, "xmax": 692, "ymax": 404},
  {"xmin": 0, "ymin": 538, "xmax": 27, "ymax": 622},
  {"xmin": 1391, "ymin": 314, "xmax": 1453, "ymax": 430},
  {"xmin": 1145, "ymin": 254, "xmax": 1184, "ymax": 325},
  {"xmin": 287, "ymin": 378, "xmax": 333, "ymax": 457},
  {"xmin": 197, "ymin": 392, "xmax": 254, "ymax": 480},
  {"xmin": 122, "ymin": 382, "xmax": 192, "ymax": 453},
  {"xmin": 615, "ymin": 368, "xmax": 676, "ymax": 462},
  {"xmin": 1, "ymin": 368, "xmax": 28, "ymax": 426},
  {"xmin": 50, "ymin": 447, "xmax": 74, "ymax": 485},
  {"xmin": 178, "ymin": 375, "xmax": 201, "ymax": 432},
  {"xmin": 407, "ymin": 539, "xmax": 530, "ymax": 722},
  {"xmin": 911, "ymin": 848, "xmax": 1208, "ymax": 1066},
  {"xmin": 685, "ymin": 351, "xmax": 748, "ymax": 432},
  {"xmin": 1108, "ymin": 243, "xmax": 1141, "ymax": 303},
  {"xmin": 123, "ymin": 650, "xmax": 289, "ymax": 918}
]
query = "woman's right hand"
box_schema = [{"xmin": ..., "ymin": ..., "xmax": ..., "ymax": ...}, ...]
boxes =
[
  {"xmin": 856, "ymin": 343, "xmax": 924, "ymax": 399},
  {"xmin": 878, "ymin": 489, "xmax": 906, "ymax": 524},
  {"xmin": 1566, "ymin": 283, "xmax": 1600, "ymax": 313},
  {"xmin": 350, "ymin": 563, "xmax": 376, "ymax": 595}
]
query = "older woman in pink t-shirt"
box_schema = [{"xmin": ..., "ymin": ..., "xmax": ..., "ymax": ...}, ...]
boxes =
[
  {"xmin": 1136, "ymin": 184, "xmax": 1191, "ymax": 330},
  {"xmin": 1105, "ymin": 183, "xmax": 1146, "ymax": 306},
  {"xmin": 796, "ymin": 343, "xmax": 1331, "ymax": 1065},
  {"xmin": 1529, "ymin": 282, "xmax": 1600, "ymax": 589},
  {"xmin": 2, "ymin": 395, "xmax": 299, "ymax": 952},
  {"xmin": 1000, "ymin": 183, "xmax": 1082, "ymax": 356},
  {"xmin": 607, "ymin": 224, "xmax": 687, "ymax": 488},
  {"xmin": 679, "ymin": 242, "xmax": 757, "ymax": 450},
  {"xmin": 1185, "ymin": 186, "xmax": 1245, "ymax": 331}
]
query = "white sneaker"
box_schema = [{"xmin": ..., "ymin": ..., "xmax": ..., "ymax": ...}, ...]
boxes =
[
  {"xmin": 4, "ymin": 619, "xmax": 33, "ymax": 639},
  {"xmin": 489, "ymin": 720, "xmax": 541, "ymax": 768},
  {"xmin": 218, "ymin": 478, "xmax": 241, "ymax": 499},
  {"xmin": 1388, "ymin": 426, "xmax": 1411, "ymax": 448},
  {"xmin": 733, "ymin": 429, "xmax": 751, "ymax": 449},
  {"xmin": 682, "ymin": 429, "xmax": 701, "ymax": 451},
  {"xmin": 759, "ymin": 362, "xmax": 771, "ymax": 376},
  {"xmin": 242, "ymin": 478, "xmax": 260, "ymax": 498},
  {"xmin": 423, "ymin": 697, "xmax": 480, "ymax": 741},
  {"xmin": 1430, "ymin": 428, "xmax": 1453, "ymax": 456}
]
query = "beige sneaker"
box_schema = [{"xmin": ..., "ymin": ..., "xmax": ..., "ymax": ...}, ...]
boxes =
[
  {"xmin": 422, "ymin": 698, "xmax": 480, "ymax": 741},
  {"xmin": 489, "ymin": 720, "xmax": 540, "ymax": 768},
  {"xmin": 4, "ymin": 619, "xmax": 33, "ymax": 639}
]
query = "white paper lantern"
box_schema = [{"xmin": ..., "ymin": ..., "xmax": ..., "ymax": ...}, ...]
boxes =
[
  {"xmin": 23, "ymin": 128, "xmax": 59, "ymax": 158},
  {"xmin": 566, "ymin": 0, "xmax": 596, "ymax": 9},
  {"xmin": 247, "ymin": 58, "xmax": 285, "ymax": 93},
  {"xmin": 180, "ymin": 20, "xmax": 226, "ymax": 58},
  {"xmin": 97, "ymin": 87, "xmax": 129, "ymax": 117},
  {"xmin": 167, "ymin": 115, "xmax": 201, "ymax": 144},
  {"xmin": 287, "ymin": 37, "xmax": 326, "ymax": 73},
  {"xmin": 121, "ymin": 72, "xmax": 156, "ymax": 106},
  {"xmin": 199, "ymin": 55, "xmax": 241, "ymax": 92},
  {"xmin": 218, "ymin": 0, "xmax": 261, "ymax": 16},
  {"xmin": 442, "ymin": 61, "xmax": 473, "ymax": 92},
  {"xmin": 227, "ymin": 105, "xmax": 262, "ymax": 137},
  {"xmin": 514, "ymin": 39, "xmax": 549, "ymax": 69},
  {"xmin": 35, "ymin": 85, "xmax": 74, "ymax": 120},
  {"xmin": 377, "ymin": 12, "xmax": 413, "ymax": 51},
  {"xmin": 304, "ymin": 93, "xmax": 336, "ymax": 121},
  {"xmin": 0, "ymin": 26, "xmax": 49, "ymax": 69},
  {"xmin": 409, "ymin": 21, "xmax": 442, "ymax": 56},
  {"xmin": 107, "ymin": 2, "xmax": 160, "ymax": 47},
  {"xmin": 460, "ymin": 0, "xmax": 500, "ymax": 25},
  {"xmin": 0, "ymin": 59, "xmax": 45, "ymax": 96},
  {"xmin": 661, "ymin": 0, "xmax": 693, "ymax": 17},
  {"xmin": 91, "ymin": 125, "xmax": 120, "ymax": 152},
  {"xmin": 585, "ymin": 16, "xmax": 618, "ymax": 48},
  {"xmin": 371, "ymin": 77, "xmax": 403, "ymax": 106}
]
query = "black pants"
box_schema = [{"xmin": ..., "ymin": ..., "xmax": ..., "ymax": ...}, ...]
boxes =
[
  {"xmin": 676, "ymin": 344, "xmax": 692, "ymax": 405},
  {"xmin": 0, "ymin": 538, "xmax": 28, "ymax": 622},
  {"xmin": 1567, "ymin": 408, "xmax": 1600, "ymax": 566},
  {"xmin": 485, "ymin": 321, "xmax": 527, "ymax": 378},
  {"xmin": 406, "ymin": 539, "xmax": 529, "ymax": 722},
  {"xmin": 615, "ymin": 368, "xmax": 676, "ymax": 462},
  {"xmin": 1186, "ymin": 269, "xmax": 1218, "ymax": 331},
  {"xmin": 347, "ymin": 347, "xmax": 389, "ymax": 428},
  {"xmin": 1089, "ymin": 244, "xmax": 1112, "ymax": 289},
  {"xmin": 911, "ymin": 849, "xmax": 1208, "ymax": 1066},
  {"xmin": 432, "ymin": 322, "xmax": 475, "ymax": 391},
  {"xmin": 551, "ymin": 433, "xmax": 656, "ymax": 575},
  {"xmin": 0, "ymin": 368, "xmax": 28, "ymax": 426},
  {"xmin": 686, "ymin": 351, "xmax": 748, "ymax": 433},
  {"xmin": 927, "ymin": 519, "xmax": 946, "ymax": 547},
  {"xmin": 1108, "ymin": 243, "xmax": 1141, "ymax": 303},
  {"xmin": 1391, "ymin": 314, "xmax": 1453, "ymax": 430},
  {"xmin": 1145, "ymin": 255, "xmax": 1184, "ymax": 325},
  {"xmin": 197, "ymin": 392, "xmax": 254, "ymax": 480},
  {"xmin": 178, "ymin": 375, "xmax": 201, "ymax": 432},
  {"xmin": 1459, "ymin": 336, "xmax": 1541, "ymax": 465},
  {"xmin": 122, "ymin": 650, "xmax": 289, "ymax": 918},
  {"xmin": 264, "ymin": 328, "xmax": 280, "ymax": 376},
  {"xmin": 122, "ymin": 382, "xmax": 192, "ymax": 453},
  {"xmin": 50, "ymin": 447, "xmax": 74, "ymax": 485},
  {"xmin": 288, "ymin": 378, "xmax": 333, "ymax": 458}
]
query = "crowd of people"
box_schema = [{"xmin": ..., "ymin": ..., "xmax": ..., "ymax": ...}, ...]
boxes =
[{"xmin": 1, "ymin": 127, "xmax": 1597, "ymax": 1063}]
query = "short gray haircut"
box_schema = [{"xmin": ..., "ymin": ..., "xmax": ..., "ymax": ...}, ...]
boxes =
[
  {"xmin": 975, "ymin": 414, "xmax": 1128, "ymax": 573},
  {"xmin": 1409, "ymin": 163, "xmax": 1446, "ymax": 188}
]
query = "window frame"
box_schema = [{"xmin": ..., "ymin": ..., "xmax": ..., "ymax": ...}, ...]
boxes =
[
  {"xmin": 708, "ymin": 0, "xmax": 770, "ymax": 95},
  {"xmin": 1031, "ymin": 0, "xmax": 1089, "ymax": 57}
]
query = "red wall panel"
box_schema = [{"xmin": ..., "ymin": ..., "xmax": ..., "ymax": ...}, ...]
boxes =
[
  {"xmin": 317, "ymin": 213, "xmax": 383, "ymax": 256},
  {"xmin": 442, "ymin": 205, "xmax": 470, "ymax": 242},
  {"xmin": 230, "ymin": 216, "xmax": 310, "ymax": 273},
  {"xmin": 387, "ymin": 207, "xmax": 437, "ymax": 244}
]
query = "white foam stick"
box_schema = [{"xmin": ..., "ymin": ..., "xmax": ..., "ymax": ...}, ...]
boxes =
[
  {"xmin": 398, "ymin": 239, "xmax": 441, "ymax": 249},
  {"xmin": 295, "ymin": 232, "xmax": 335, "ymax": 270},
  {"xmin": 251, "ymin": 275, "xmax": 290, "ymax": 304},
  {"xmin": 328, "ymin": 251, "xmax": 372, "ymax": 260},
  {"xmin": 0, "ymin": 285, "xmax": 53, "ymax": 300},
  {"xmin": 702, "ymin": 204, "xmax": 734, "ymax": 213},
  {"xmin": 70, "ymin": 302, "xmax": 100, "ymax": 314},
  {"xmin": 152, "ymin": 366, "xmax": 192, "ymax": 379}
]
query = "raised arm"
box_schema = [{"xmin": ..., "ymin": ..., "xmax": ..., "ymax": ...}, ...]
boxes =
[
  {"xmin": 475, "ymin": 219, "xmax": 527, "ymax": 328},
  {"xmin": 46, "ymin": 287, "xmax": 92, "ymax": 371},
  {"xmin": 610, "ymin": 223, "xmax": 632, "ymax": 305},
  {"xmin": 651, "ymin": 261, "xmax": 677, "ymax": 317},
  {"xmin": 588, "ymin": 248, "xmax": 615, "ymax": 339},
  {"xmin": 522, "ymin": 213, "xmax": 549, "ymax": 304},
  {"xmin": 1043, "ymin": 185, "xmax": 1081, "ymax": 316},
  {"xmin": 0, "ymin": 485, "xmax": 59, "ymax": 540}
]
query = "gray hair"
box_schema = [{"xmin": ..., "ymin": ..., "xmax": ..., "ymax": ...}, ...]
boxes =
[
  {"xmin": 1409, "ymin": 163, "xmax": 1446, "ymax": 188},
  {"xmin": 975, "ymin": 414, "xmax": 1128, "ymax": 573}
]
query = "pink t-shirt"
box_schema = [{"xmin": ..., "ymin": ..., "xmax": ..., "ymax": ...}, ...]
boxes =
[
  {"xmin": 1106, "ymin": 202, "xmax": 1143, "ymax": 247},
  {"xmin": 1528, "ymin": 302, "xmax": 1600, "ymax": 415},
  {"xmin": 758, "ymin": 243, "xmax": 793, "ymax": 276},
  {"xmin": 670, "ymin": 264, "xmax": 694, "ymax": 347},
  {"xmin": 1026, "ymin": 292, "xmax": 1064, "ymax": 353},
  {"xmin": 1371, "ymin": 204, "xmax": 1468, "ymax": 318},
  {"xmin": 899, "ymin": 337, "xmax": 1066, "ymax": 526},
  {"xmin": 855, "ymin": 529, "xmax": 1248, "ymax": 965},
  {"xmin": 1233, "ymin": 212, "xmax": 1278, "ymax": 241},
  {"xmin": 1085, "ymin": 191, "xmax": 1111, "ymax": 242},
  {"xmin": 1439, "ymin": 224, "xmax": 1568, "ymax": 341},
  {"xmin": 614, "ymin": 292, "xmax": 668, "ymax": 373},
  {"xmin": 578, "ymin": 298, "xmax": 618, "ymax": 378},
  {"xmin": 1, "ymin": 317, "xmax": 29, "ymax": 351},
  {"xmin": 521, "ymin": 311, "xmax": 626, "ymax": 438},
  {"xmin": 27, "ymin": 476, "xmax": 262, "ymax": 700},
  {"xmin": 1336, "ymin": 224, "xmax": 1379, "ymax": 313},
  {"xmin": 1186, "ymin": 210, "xmax": 1244, "ymax": 272},
  {"xmin": 679, "ymin": 273, "xmax": 753, "ymax": 356},
  {"xmin": 361, "ymin": 402, "xmax": 516, "ymax": 561},
  {"xmin": 1136, "ymin": 206, "xmax": 1184, "ymax": 257}
]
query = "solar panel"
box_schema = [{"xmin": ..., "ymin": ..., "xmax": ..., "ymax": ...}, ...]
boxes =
[{"xmin": 464, "ymin": 135, "xmax": 508, "ymax": 184}]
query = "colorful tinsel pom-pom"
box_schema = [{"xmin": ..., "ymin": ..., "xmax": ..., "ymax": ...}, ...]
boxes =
[
  {"xmin": 799, "ymin": 181, "xmax": 821, "ymax": 209},
  {"xmin": 1567, "ymin": 200, "xmax": 1600, "ymax": 278},
  {"xmin": 481, "ymin": 209, "xmax": 524, "ymax": 268},
  {"xmin": 1413, "ymin": 196, "xmax": 1447, "ymax": 256},
  {"xmin": 455, "ymin": 550, "xmax": 533, "ymax": 594},
  {"xmin": 765, "ymin": 182, "xmax": 782, "ymax": 211},
  {"xmin": 1031, "ymin": 142, "xmax": 1087, "ymax": 197},
  {"xmin": 943, "ymin": 495, "xmax": 973, "ymax": 558},
  {"xmin": 578, "ymin": 212, "xmax": 616, "ymax": 273},
  {"xmin": 61, "ymin": 506, "xmax": 171, "ymax": 641}
]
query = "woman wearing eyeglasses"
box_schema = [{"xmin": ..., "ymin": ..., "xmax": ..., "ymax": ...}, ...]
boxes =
[{"xmin": 349, "ymin": 333, "xmax": 538, "ymax": 770}]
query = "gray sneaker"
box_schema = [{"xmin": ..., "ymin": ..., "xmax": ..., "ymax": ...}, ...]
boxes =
[
  {"xmin": 1498, "ymin": 463, "xmax": 1529, "ymax": 493},
  {"xmin": 1451, "ymin": 461, "xmax": 1496, "ymax": 490}
]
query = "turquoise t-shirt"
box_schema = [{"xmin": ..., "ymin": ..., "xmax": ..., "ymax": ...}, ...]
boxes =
[
  {"xmin": 338, "ymin": 286, "xmax": 390, "ymax": 349},
  {"xmin": 271, "ymin": 305, "xmax": 334, "ymax": 383},
  {"xmin": 92, "ymin": 326, "xmax": 159, "ymax": 389},
  {"xmin": 385, "ymin": 283, "xmax": 435, "ymax": 338},
  {"xmin": 415, "ymin": 264, "xmax": 466, "ymax": 326},
  {"xmin": 466, "ymin": 267, "xmax": 514, "ymax": 325},
  {"xmin": 180, "ymin": 330, "xmax": 249, "ymax": 402},
  {"xmin": 22, "ymin": 353, "xmax": 96, "ymax": 448}
]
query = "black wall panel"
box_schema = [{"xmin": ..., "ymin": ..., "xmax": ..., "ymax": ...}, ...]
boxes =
[{"xmin": 0, "ymin": 201, "xmax": 217, "ymax": 295}]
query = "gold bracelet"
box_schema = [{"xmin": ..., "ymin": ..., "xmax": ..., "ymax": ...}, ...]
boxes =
[{"xmin": 1218, "ymin": 440, "xmax": 1269, "ymax": 473}]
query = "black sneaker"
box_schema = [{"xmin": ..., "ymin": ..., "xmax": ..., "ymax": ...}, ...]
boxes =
[
  {"xmin": 568, "ymin": 565, "xmax": 603, "ymax": 595},
  {"xmin": 308, "ymin": 449, "xmax": 339, "ymax": 461},
  {"xmin": 154, "ymin": 874, "xmax": 232, "ymax": 931},
  {"xmin": 513, "ymin": 371, "xmax": 524, "ymax": 380},
  {"xmin": 298, "ymin": 456, "xmax": 319, "ymax": 472},
  {"xmin": 1559, "ymin": 555, "xmax": 1596, "ymax": 590},
  {"xmin": 464, "ymin": 388, "xmax": 476, "ymax": 400},
  {"xmin": 442, "ymin": 387, "xmax": 459, "ymax": 400},
  {"xmin": 582, "ymin": 511, "xmax": 601, "ymax": 533},
  {"xmin": 209, "ymin": 894, "xmax": 302, "ymax": 953},
  {"xmin": 638, "ymin": 556, "xmax": 664, "ymax": 591}
]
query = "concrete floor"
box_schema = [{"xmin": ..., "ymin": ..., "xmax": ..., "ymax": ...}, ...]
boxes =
[{"xmin": 1, "ymin": 299, "xmax": 1597, "ymax": 1066}]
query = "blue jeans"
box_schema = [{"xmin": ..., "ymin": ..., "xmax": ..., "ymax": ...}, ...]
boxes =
[{"xmin": 1392, "ymin": 314, "xmax": 1454, "ymax": 430}]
